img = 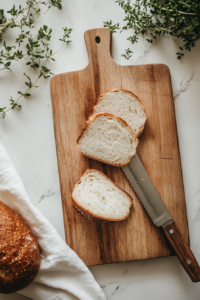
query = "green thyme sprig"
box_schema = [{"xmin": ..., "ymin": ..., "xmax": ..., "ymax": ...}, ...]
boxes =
[
  {"xmin": 0, "ymin": 1, "xmax": 62, "ymax": 70},
  {"xmin": 0, "ymin": 1, "xmax": 61, "ymax": 39},
  {"xmin": 121, "ymin": 48, "xmax": 133, "ymax": 60},
  {"xmin": 104, "ymin": 0, "xmax": 200, "ymax": 60},
  {"xmin": 0, "ymin": 25, "xmax": 72, "ymax": 118},
  {"xmin": 0, "ymin": 1, "xmax": 72, "ymax": 118}
]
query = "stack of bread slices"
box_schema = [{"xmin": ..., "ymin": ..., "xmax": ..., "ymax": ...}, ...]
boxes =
[{"xmin": 72, "ymin": 88, "xmax": 147, "ymax": 222}]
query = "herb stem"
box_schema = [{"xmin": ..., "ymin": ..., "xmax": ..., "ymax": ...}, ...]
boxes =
[
  {"xmin": 32, "ymin": 0, "xmax": 41, "ymax": 20},
  {"xmin": 0, "ymin": 1, "xmax": 71, "ymax": 118},
  {"xmin": 5, "ymin": 75, "xmax": 40, "ymax": 113},
  {"xmin": 0, "ymin": 5, "xmax": 36, "ymax": 31},
  {"xmin": 34, "ymin": 5, "xmax": 52, "ymax": 23},
  {"xmin": 51, "ymin": 42, "xmax": 65, "ymax": 56},
  {"xmin": 105, "ymin": 0, "xmax": 200, "ymax": 60},
  {"xmin": 25, "ymin": 0, "xmax": 33, "ymax": 22},
  {"xmin": 155, "ymin": 25, "xmax": 173, "ymax": 33},
  {"xmin": 160, "ymin": 7, "xmax": 197, "ymax": 16}
]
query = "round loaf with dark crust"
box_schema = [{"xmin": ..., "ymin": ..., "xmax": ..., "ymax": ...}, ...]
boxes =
[{"xmin": 0, "ymin": 200, "xmax": 41, "ymax": 294}]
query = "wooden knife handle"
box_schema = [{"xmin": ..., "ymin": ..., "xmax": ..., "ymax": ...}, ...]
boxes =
[{"xmin": 162, "ymin": 220, "xmax": 200, "ymax": 282}]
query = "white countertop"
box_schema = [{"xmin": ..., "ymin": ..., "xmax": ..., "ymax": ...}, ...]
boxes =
[{"xmin": 1, "ymin": 0, "xmax": 200, "ymax": 299}]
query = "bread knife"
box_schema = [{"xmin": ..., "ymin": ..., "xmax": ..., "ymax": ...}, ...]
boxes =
[{"xmin": 122, "ymin": 154, "xmax": 200, "ymax": 282}]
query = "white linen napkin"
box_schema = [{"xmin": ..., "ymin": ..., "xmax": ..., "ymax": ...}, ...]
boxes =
[{"xmin": 0, "ymin": 139, "xmax": 106, "ymax": 300}]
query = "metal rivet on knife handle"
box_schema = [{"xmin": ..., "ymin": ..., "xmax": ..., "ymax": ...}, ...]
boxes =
[
  {"xmin": 122, "ymin": 154, "xmax": 200, "ymax": 282},
  {"xmin": 162, "ymin": 220, "xmax": 200, "ymax": 282}
]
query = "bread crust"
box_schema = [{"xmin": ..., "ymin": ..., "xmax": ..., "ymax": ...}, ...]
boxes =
[
  {"xmin": 90, "ymin": 88, "xmax": 147, "ymax": 137},
  {"xmin": 0, "ymin": 200, "xmax": 41, "ymax": 294},
  {"xmin": 71, "ymin": 169, "xmax": 133, "ymax": 222},
  {"xmin": 77, "ymin": 112, "xmax": 139, "ymax": 167}
]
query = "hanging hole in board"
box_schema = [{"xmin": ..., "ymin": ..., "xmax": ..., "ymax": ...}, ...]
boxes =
[{"xmin": 95, "ymin": 36, "xmax": 101, "ymax": 44}]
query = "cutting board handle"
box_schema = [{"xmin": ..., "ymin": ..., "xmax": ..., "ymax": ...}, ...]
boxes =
[{"xmin": 84, "ymin": 28, "xmax": 113, "ymax": 67}]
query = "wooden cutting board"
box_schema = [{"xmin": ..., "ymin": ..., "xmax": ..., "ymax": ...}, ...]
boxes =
[{"xmin": 50, "ymin": 28, "xmax": 189, "ymax": 266}]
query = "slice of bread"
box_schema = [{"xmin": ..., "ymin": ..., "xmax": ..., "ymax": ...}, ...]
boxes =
[
  {"xmin": 90, "ymin": 88, "xmax": 147, "ymax": 136},
  {"xmin": 77, "ymin": 112, "xmax": 138, "ymax": 167},
  {"xmin": 71, "ymin": 169, "xmax": 133, "ymax": 222}
]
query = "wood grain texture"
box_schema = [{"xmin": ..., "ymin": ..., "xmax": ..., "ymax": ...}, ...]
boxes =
[
  {"xmin": 50, "ymin": 28, "xmax": 189, "ymax": 266},
  {"xmin": 163, "ymin": 220, "xmax": 200, "ymax": 282}
]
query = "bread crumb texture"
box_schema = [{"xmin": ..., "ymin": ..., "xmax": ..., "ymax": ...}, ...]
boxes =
[
  {"xmin": 0, "ymin": 200, "xmax": 40, "ymax": 294},
  {"xmin": 91, "ymin": 89, "xmax": 147, "ymax": 136},
  {"xmin": 72, "ymin": 169, "xmax": 132, "ymax": 222},
  {"xmin": 78, "ymin": 113, "xmax": 138, "ymax": 167}
]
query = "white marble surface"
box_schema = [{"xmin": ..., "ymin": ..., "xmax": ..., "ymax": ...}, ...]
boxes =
[{"xmin": 1, "ymin": 0, "xmax": 200, "ymax": 299}]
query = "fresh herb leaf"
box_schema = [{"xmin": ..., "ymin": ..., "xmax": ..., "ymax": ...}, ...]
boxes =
[
  {"xmin": 0, "ymin": 1, "xmax": 72, "ymax": 118},
  {"xmin": 104, "ymin": 0, "xmax": 200, "ymax": 60}
]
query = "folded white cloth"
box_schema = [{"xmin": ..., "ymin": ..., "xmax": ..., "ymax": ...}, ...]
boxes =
[{"xmin": 0, "ymin": 140, "xmax": 106, "ymax": 300}]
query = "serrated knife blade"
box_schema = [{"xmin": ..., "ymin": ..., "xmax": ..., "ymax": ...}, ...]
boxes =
[
  {"xmin": 122, "ymin": 154, "xmax": 172, "ymax": 227},
  {"xmin": 122, "ymin": 154, "xmax": 200, "ymax": 282}
]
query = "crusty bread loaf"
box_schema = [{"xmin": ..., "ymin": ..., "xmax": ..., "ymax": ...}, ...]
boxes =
[
  {"xmin": 0, "ymin": 200, "xmax": 41, "ymax": 294},
  {"xmin": 71, "ymin": 169, "xmax": 133, "ymax": 222},
  {"xmin": 90, "ymin": 88, "xmax": 147, "ymax": 136},
  {"xmin": 77, "ymin": 112, "xmax": 138, "ymax": 167}
]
